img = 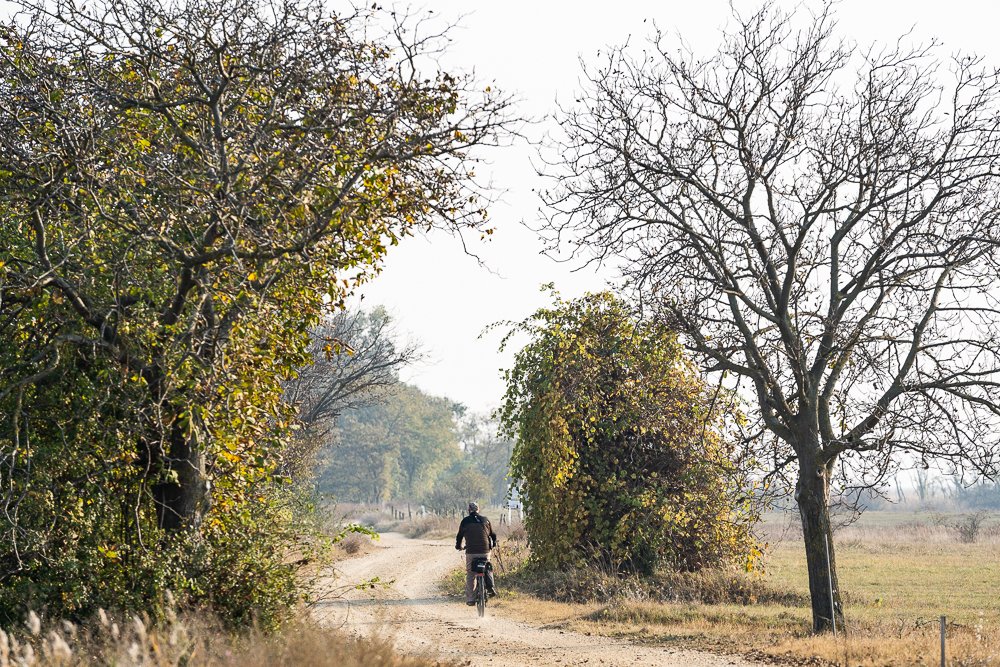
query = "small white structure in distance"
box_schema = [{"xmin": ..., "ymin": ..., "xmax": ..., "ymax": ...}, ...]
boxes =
[{"xmin": 504, "ymin": 486, "xmax": 523, "ymax": 525}]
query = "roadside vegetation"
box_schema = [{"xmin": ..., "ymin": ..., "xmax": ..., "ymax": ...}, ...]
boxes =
[{"xmin": 0, "ymin": 0, "xmax": 509, "ymax": 632}]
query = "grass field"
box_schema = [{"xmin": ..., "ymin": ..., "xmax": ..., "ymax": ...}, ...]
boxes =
[
  {"xmin": 763, "ymin": 511, "xmax": 1000, "ymax": 622},
  {"xmin": 482, "ymin": 510, "xmax": 1000, "ymax": 666}
]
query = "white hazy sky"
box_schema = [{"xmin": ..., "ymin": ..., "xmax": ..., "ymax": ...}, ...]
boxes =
[{"xmin": 358, "ymin": 0, "xmax": 1000, "ymax": 414}]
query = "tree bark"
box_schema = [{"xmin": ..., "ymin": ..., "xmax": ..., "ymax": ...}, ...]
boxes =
[
  {"xmin": 795, "ymin": 453, "xmax": 843, "ymax": 633},
  {"xmin": 152, "ymin": 426, "xmax": 209, "ymax": 531}
]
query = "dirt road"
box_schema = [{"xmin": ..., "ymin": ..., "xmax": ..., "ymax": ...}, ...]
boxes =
[{"xmin": 312, "ymin": 532, "xmax": 762, "ymax": 667}]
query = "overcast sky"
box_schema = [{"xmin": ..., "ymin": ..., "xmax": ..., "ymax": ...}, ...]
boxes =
[{"xmin": 358, "ymin": 0, "xmax": 1000, "ymax": 414}]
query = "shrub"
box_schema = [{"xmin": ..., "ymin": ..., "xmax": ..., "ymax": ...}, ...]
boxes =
[
  {"xmin": 498, "ymin": 292, "xmax": 761, "ymax": 575},
  {"xmin": 943, "ymin": 511, "xmax": 991, "ymax": 543}
]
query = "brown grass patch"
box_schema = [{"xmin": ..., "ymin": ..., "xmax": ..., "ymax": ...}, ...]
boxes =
[{"xmin": 398, "ymin": 515, "xmax": 456, "ymax": 540}]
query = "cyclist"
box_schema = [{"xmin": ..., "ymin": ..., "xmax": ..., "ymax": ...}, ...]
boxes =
[{"xmin": 455, "ymin": 501, "xmax": 497, "ymax": 605}]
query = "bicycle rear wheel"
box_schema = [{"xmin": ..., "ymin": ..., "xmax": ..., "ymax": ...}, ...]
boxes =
[{"xmin": 476, "ymin": 576, "xmax": 486, "ymax": 617}]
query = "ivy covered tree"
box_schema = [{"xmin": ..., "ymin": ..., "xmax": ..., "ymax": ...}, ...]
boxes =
[
  {"xmin": 0, "ymin": 0, "xmax": 508, "ymax": 623},
  {"xmin": 498, "ymin": 292, "xmax": 760, "ymax": 574}
]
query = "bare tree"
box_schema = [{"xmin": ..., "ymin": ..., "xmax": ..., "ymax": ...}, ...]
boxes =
[
  {"xmin": 544, "ymin": 3, "xmax": 1000, "ymax": 631},
  {"xmin": 290, "ymin": 307, "xmax": 420, "ymax": 432}
]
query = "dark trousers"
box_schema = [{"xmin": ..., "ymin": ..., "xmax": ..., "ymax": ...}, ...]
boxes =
[{"xmin": 465, "ymin": 553, "xmax": 495, "ymax": 602}]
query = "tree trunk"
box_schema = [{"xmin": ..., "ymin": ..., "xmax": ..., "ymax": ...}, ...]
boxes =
[
  {"xmin": 796, "ymin": 455, "xmax": 843, "ymax": 633},
  {"xmin": 153, "ymin": 426, "xmax": 208, "ymax": 531}
]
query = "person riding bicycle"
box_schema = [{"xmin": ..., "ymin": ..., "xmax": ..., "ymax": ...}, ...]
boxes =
[{"xmin": 455, "ymin": 501, "xmax": 497, "ymax": 605}]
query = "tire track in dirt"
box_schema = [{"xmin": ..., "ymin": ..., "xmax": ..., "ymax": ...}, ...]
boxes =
[{"xmin": 312, "ymin": 532, "xmax": 762, "ymax": 667}]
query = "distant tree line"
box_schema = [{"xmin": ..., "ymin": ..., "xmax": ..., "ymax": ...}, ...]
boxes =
[
  {"xmin": 885, "ymin": 472, "xmax": 1000, "ymax": 510},
  {"xmin": 311, "ymin": 381, "xmax": 513, "ymax": 511}
]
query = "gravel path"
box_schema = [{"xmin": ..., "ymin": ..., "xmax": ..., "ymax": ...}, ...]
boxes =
[{"xmin": 312, "ymin": 532, "xmax": 764, "ymax": 667}]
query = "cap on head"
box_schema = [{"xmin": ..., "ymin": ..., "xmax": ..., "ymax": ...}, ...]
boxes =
[{"xmin": 468, "ymin": 502, "xmax": 479, "ymax": 513}]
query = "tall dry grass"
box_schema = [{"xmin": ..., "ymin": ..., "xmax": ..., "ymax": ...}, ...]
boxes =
[
  {"xmin": 340, "ymin": 502, "xmax": 514, "ymax": 540},
  {"xmin": 760, "ymin": 509, "xmax": 1000, "ymax": 547},
  {"xmin": 1, "ymin": 607, "xmax": 454, "ymax": 667}
]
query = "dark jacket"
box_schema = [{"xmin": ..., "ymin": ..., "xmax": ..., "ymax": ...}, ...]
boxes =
[{"xmin": 456, "ymin": 512, "xmax": 497, "ymax": 554}]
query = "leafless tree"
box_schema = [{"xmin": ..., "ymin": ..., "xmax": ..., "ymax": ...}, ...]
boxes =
[
  {"xmin": 291, "ymin": 306, "xmax": 420, "ymax": 432},
  {"xmin": 543, "ymin": 3, "xmax": 1000, "ymax": 631}
]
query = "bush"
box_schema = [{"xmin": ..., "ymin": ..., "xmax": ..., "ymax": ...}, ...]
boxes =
[
  {"xmin": 499, "ymin": 292, "xmax": 761, "ymax": 575},
  {"xmin": 0, "ymin": 475, "xmax": 328, "ymax": 631},
  {"xmin": 939, "ymin": 511, "xmax": 991, "ymax": 543}
]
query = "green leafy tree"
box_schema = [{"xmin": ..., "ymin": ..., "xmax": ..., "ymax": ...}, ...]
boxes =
[
  {"xmin": 499, "ymin": 292, "xmax": 760, "ymax": 574},
  {"xmin": 316, "ymin": 383, "xmax": 461, "ymax": 502},
  {"xmin": 423, "ymin": 466, "xmax": 491, "ymax": 515},
  {"xmin": 459, "ymin": 412, "xmax": 514, "ymax": 503},
  {"xmin": 0, "ymin": 0, "xmax": 507, "ymax": 623}
]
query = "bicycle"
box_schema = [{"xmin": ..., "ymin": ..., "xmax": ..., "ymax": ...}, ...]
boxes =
[
  {"xmin": 460, "ymin": 547, "xmax": 491, "ymax": 617},
  {"xmin": 470, "ymin": 556, "xmax": 489, "ymax": 617}
]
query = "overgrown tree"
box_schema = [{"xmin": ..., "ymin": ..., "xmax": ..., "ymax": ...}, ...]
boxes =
[
  {"xmin": 498, "ymin": 292, "xmax": 760, "ymax": 574},
  {"xmin": 0, "ymin": 0, "xmax": 507, "ymax": 621},
  {"xmin": 544, "ymin": 3, "xmax": 1000, "ymax": 630}
]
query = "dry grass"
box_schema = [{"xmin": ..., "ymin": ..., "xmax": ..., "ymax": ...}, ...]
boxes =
[
  {"xmin": 1, "ymin": 608, "xmax": 456, "ymax": 667},
  {"xmin": 340, "ymin": 503, "xmax": 482, "ymax": 536},
  {"xmin": 489, "ymin": 511, "xmax": 1000, "ymax": 666},
  {"xmin": 342, "ymin": 502, "xmax": 515, "ymax": 541}
]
